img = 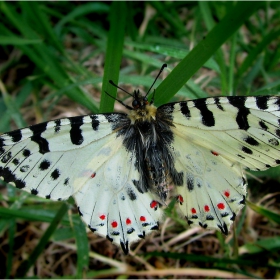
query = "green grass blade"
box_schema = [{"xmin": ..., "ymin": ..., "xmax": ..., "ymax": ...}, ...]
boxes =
[
  {"xmin": 5, "ymin": 219, "xmax": 16, "ymax": 278},
  {"xmin": 237, "ymin": 28, "xmax": 280, "ymax": 79},
  {"xmin": 74, "ymin": 217, "xmax": 89, "ymax": 278},
  {"xmin": 155, "ymin": 1, "xmax": 262, "ymax": 106},
  {"xmin": 199, "ymin": 1, "xmax": 228, "ymax": 94},
  {"xmin": 15, "ymin": 203, "xmax": 69, "ymax": 277},
  {"xmin": 246, "ymin": 200, "xmax": 280, "ymax": 224},
  {"xmin": 100, "ymin": 2, "xmax": 127, "ymax": 113}
]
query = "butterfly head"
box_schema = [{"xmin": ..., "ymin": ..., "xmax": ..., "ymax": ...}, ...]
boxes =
[
  {"xmin": 129, "ymin": 90, "xmax": 157, "ymax": 123},
  {"xmin": 132, "ymin": 89, "xmax": 149, "ymax": 109}
]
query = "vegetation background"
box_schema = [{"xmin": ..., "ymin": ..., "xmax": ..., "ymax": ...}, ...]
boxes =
[{"xmin": 0, "ymin": 1, "xmax": 280, "ymax": 278}]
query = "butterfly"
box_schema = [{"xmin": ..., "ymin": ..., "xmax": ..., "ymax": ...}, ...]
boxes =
[{"xmin": 1, "ymin": 64, "xmax": 280, "ymax": 254}]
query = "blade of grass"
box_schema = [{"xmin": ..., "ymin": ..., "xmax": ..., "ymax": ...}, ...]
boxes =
[
  {"xmin": 0, "ymin": 2, "xmax": 98, "ymax": 113},
  {"xmin": 55, "ymin": 2, "xmax": 109, "ymax": 35},
  {"xmin": 154, "ymin": 1, "xmax": 263, "ymax": 106},
  {"xmin": 237, "ymin": 28, "xmax": 280, "ymax": 79},
  {"xmin": 15, "ymin": 203, "xmax": 69, "ymax": 277},
  {"xmin": 74, "ymin": 217, "xmax": 89, "ymax": 278},
  {"xmin": 246, "ymin": 199, "xmax": 280, "ymax": 224},
  {"xmin": 100, "ymin": 2, "xmax": 127, "ymax": 113},
  {"xmin": 5, "ymin": 219, "xmax": 16, "ymax": 279},
  {"xmin": 199, "ymin": 1, "xmax": 228, "ymax": 94}
]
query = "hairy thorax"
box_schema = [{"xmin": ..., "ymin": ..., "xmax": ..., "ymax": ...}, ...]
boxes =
[{"xmin": 128, "ymin": 103, "xmax": 158, "ymax": 124}]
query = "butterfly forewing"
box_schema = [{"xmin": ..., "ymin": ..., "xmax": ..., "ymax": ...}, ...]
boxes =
[{"xmin": 162, "ymin": 96, "xmax": 280, "ymax": 171}]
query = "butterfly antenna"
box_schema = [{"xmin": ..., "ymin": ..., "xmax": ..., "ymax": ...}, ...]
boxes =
[
  {"xmin": 104, "ymin": 90, "xmax": 133, "ymax": 110},
  {"xmin": 109, "ymin": 80, "xmax": 133, "ymax": 97},
  {"xmin": 145, "ymin": 63, "xmax": 167, "ymax": 98}
]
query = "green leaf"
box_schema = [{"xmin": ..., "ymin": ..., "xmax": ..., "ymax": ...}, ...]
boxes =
[
  {"xmin": 154, "ymin": 2, "xmax": 263, "ymax": 105},
  {"xmin": 15, "ymin": 203, "xmax": 69, "ymax": 277},
  {"xmin": 100, "ymin": 2, "xmax": 127, "ymax": 113}
]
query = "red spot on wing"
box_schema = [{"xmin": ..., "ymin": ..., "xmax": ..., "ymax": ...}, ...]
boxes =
[
  {"xmin": 126, "ymin": 218, "xmax": 131, "ymax": 225},
  {"xmin": 211, "ymin": 150, "xmax": 219, "ymax": 156},
  {"xmin": 140, "ymin": 216, "xmax": 146, "ymax": 222},
  {"xmin": 111, "ymin": 221, "xmax": 118, "ymax": 228},
  {"xmin": 217, "ymin": 203, "xmax": 225, "ymax": 210},
  {"xmin": 99, "ymin": 214, "xmax": 106, "ymax": 220},
  {"xmin": 224, "ymin": 190, "xmax": 230, "ymax": 197},
  {"xmin": 150, "ymin": 200, "xmax": 158, "ymax": 209},
  {"xmin": 177, "ymin": 195, "xmax": 184, "ymax": 205},
  {"xmin": 91, "ymin": 172, "xmax": 96, "ymax": 178},
  {"xmin": 191, "ymin": 208, "xmax": 196, "ymax": 214},
  {"xmin": 204, "ymin": 205, "xmax": 210, "ymax": 212}
]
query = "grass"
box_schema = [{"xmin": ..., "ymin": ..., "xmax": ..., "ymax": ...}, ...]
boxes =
[{"xmin": 0, "ymin": 1, "xmax": 280, "ymax": 278}]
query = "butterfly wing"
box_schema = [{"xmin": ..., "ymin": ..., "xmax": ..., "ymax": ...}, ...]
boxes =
[
  {"xmin": 0, "ymin": 114, "xmax": 119, "ymax": 199},
  {"xmin": 158, "ymin": 96, "xmax": 280, "ymax": 233},
  {"xmin": 73, "ymin": 139, "xmax": 162, "ymax": 254},
  {"xmin": 0, "ymin": 113, "xmax": 162, "ymax": 252}
]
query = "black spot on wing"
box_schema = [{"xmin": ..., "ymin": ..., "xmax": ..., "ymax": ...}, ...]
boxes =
[
  {"xmin": 77, "ymin": 207, "xmax": 83, "ymax": 216},
  {"xmin": 221, "ymin": 212, "xmax": 229, "ymax": 218},
  {"xmin": 228, "ymin": 97, "xmax": 250, "ymax": 130},
  {"xmin": 23, "ymin": 149, "xmax": 31, "ymax": 157},
  {"xmin": 7, "ymin": 130, "xmax": 22, "ymax": 143},
  {"xmin": 214, "ymin": 98, "xmax": 224, "ymax": 111},
  {"xmin": 186, "ymin": 174, "xmax": 194, "ymax": 191},
  {"xmin": 256, "ymin": 96, "xmax": 269, "ymax": 110},
  {"xmin": 173, "ymin": 171, "xmax": 184, "ymax": 186},
  {"xmin": 127, "ymin": 188, "xmax": 137, "ymax": 201},
  {"xmin": 259, "ymin": 120, "xmax": 268, "ymax": 130},
  {"xmin": 193, "ymin": 99, "xmax": 215, "ymax": 127},
  {"xmin": 39, "ymin": 159, "xmax": 51, "ymax": 171},
  {"xmin": 206, "ymin": 215, "xmax": 214, "ymax": 221},
  {"xmin": 242, "ymin": 146, "xmax": 253, "ymax": 154},
  {"xmin": 268, "ymin": 138, "xmax": 279, "ymax": 146},
  {"xmin": 244, "ymin": 136, "xmax": 259, "ymax": 146},
  {"xmin": 276, "ymin": 129, "xmax": 280, "ymax": 138},
  {"xmin": 90, "ymin": 115, "xmax": 100, "ymax": 131},
  {"xmin": 88, "ymin": 225, "xmax": 96, "ymax": 232},
  {"xmin": 1, "ymin": 152, "xmax": 12, "ymax": 163},
  {"xmin": 180, "ymin": 102, "xmax": 191, "ymax": 118},
  {"xmin": 64, "ymin": 177, "xmax": 70, "ymax": 185},
  {"xmin": 20, "ymin": 165, "xmax": 29, "ymax": 172},
  {"xmin": 199, "ymin": 222, "xmax": 207, "ymax": 229},
  {"xmin": 230, "ymin": 212, "xmax": 236, "ymax": 221},
  {"xmin": 218, "ymin": 222, "xmax": 228, "ymax": 235},
  {"xmin": 276, "ymin": 159, "xmax": 280, "ymax": 164},
  {"xmin": 12, "ymin": 158, "xmax": 19, "ymax": 165},
  {"xmin": 46, "ymin": 194, "xmax": 51, "ymax": 199},
  {"xmin": 0, "ymin": 167, "xmax": 26, "ymax": 189},
  {"xmin": 69, "ymin": 116, "xmax": 84, "ymax": 145},
  {"xmin": 127, "ymin": 228, "xmax": 135, "ymax": 234},
  {"xmin": 54, "ymin": 119, "xmax": 61, "ymax": 133},
  {"xmin": 51, "ymin": 168, "xmax": 60, "ymax": 180},
  {"xmin": 120, "ymin": 241, "xmax": 129, "ymax": 255},
  {"xmin": 30, "ymin": 122, "xmax": 50, "ymax": 154},
  {"xmin": 0, "ymin": 137, "xmax": 4, "ymax": 155},
  {"xmin": 31, "ymin": 189, "xmax": 38, "ymax": 195}
]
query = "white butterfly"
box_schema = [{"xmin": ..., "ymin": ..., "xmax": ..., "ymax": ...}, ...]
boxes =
[{"xmin": 1, "ymin": 64, "xmax": 280, "ymax": 254}]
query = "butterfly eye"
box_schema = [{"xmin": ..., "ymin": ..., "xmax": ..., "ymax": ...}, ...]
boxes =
[
  {"xmin": 143, "ymin": 97, "xmax": 149, "ymax": 105},
  {"xmin": 132, "ymin": 100, "xmax": 140, "ymax": 108}
]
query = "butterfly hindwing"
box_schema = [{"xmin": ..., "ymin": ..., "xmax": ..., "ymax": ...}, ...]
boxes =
[
  {"xmin": 171, "ymin": 133, "xmax": 246, "ymax": 233},
  {"xmin": 74, "ymin": 140, "xmax": 162, "ymax": 253}
]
